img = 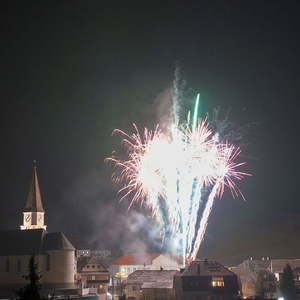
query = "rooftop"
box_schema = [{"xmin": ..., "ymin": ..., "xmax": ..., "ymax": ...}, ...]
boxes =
[
  {"xmin": 113, "ymin": 253, "xmax": 161, "ymax": 265},
  {"xmin": 0, "ymin": 229, "xmax": 74, "ymax": 256},
  {"xmin": 78, "ymin": 256, "xmax": 109, "ymax": 273},
  {"xmin": 126, "ymin": 270, "xmax": 177, "ymax": 289},
  {"xmin": 179, "ymin": 260, "xmax": 236, "ymax": 277}
]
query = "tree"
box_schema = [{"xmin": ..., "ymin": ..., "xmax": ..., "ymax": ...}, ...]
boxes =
[
  {"xmin": 16, "ymin": 256, "xmax": 43, "ymax": 300},
  {"xmin": 255, "ymin": 270, "xmax": 277, "ymax": 298},
  {"xmin": 280, "ymin": 264, "xmax": 297, "ymax": 300}
]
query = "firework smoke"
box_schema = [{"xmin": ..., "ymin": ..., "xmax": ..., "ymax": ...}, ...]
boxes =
[{"xmin": 107, "ymin": 93, "xmax": 249, "ymax": 264}]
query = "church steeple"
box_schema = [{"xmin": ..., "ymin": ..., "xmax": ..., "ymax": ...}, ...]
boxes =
[{"xmin": 20, "ymin": 161, "xmax": 47, "ymax": 230}]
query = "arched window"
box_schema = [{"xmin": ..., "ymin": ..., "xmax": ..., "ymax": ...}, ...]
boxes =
[
  {"xmin": 46, "ymin": 254, "xmax": 50, "ymax": 271},
  {"xmin": 5, "ymin": 258, "xmax": 9, "ymax": 272},
  {"xmin": 17, "ymin": 259, "xmax": 21, "ymax": 272}
]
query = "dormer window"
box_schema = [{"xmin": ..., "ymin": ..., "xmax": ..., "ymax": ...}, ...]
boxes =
[{"xmin": 212, "ymin": 276, "xmax": 224, "ymax": 287}]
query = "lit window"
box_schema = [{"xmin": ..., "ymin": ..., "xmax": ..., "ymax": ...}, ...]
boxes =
[
  {"xmin": 212, "ymin": 277, "xmax": 225, "ymax": 287},
  {"xmin": 92, "ymin": 276, "xmax": 96, "ymax": 280}
]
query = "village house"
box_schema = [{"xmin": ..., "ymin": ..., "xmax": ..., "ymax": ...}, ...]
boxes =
[
  {"xmin": 124, "ymin": 269, "xmax": 177, "ymax": 300},
  {"xmin": 77, "ymin": 256, "xmax": 110, "ymax": 300},
  {"xmin": 174, "ymin": 259, "xmax": 241, "ymax": 300}
]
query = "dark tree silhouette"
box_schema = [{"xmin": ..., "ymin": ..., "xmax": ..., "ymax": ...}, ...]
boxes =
[
  {"xmin": 280, "ymin": 264, "xmax": 297, "ymax": 300},
  {"xmin": 16, "ymin": 256, "xmax": 43, "ymax": 300}
]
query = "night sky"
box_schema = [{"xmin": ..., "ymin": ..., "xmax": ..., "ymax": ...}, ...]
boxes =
[{"xmin": 0, "ymin": 2, "xmax": 299, "ymax": 265}]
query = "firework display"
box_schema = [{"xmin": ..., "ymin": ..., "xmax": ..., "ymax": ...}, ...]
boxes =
[{"xmin": 107, "ymin": 93, "xmax": 248, "ymax": 264}]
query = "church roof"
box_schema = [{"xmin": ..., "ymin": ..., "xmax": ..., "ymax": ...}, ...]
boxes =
[
  {"xmin": 0, "ymin": 229, "xmax": 75, "ymax": 256},
  {"xmin": 0, "ymin": 229, "xmax": 45, "ymax": 255},
  {"xmin": 24, "ymin": 163, "xmax": 44, "ymax": 212},
  {"xmin": 43, "ymin": 232, "xmax": 75, "ymax": 251}
]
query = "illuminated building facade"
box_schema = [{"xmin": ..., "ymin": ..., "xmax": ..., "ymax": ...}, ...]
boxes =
[
  {"xmin": 20, "ymin": 162, "xmax": 46, "ymax": 230},
  {"xmin": 77, "ymin": 256, "xmax": 110, "ymax": 298}
]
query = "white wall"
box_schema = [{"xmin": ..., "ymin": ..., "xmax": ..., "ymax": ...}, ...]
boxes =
[
  {"xmin": 43, "ymin": 250, "xmax": 75, "ymax": 284},
  {"xmin": 151, "ymin": 254, "xmax": 182, "ymax": 270},
  {"xmin": 0, "ymin": 250, "xmax": 75, "ymax": 286}
]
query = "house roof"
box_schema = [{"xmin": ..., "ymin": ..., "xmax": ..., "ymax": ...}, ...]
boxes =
[
  {"xmin": 24, "ymin": 163, "xmax": 44, "ymax": 212},
  {"xmin": 179, "ymin": 260, "xmax": 236, "ymax": 277},
  {"xmin": 113, "ymin": 253, "xmax": 161, "ymax": 265},
  {"xmin": 0, "ymin": 229, "xmax": 74, "ymax": 256},
  {"xmin": 125, "ymin": 270, "xmax": 177, "ymax": 289},
  {"xmin": 77, "ymin": 256, "xmax": 109, "ymax": 273}
]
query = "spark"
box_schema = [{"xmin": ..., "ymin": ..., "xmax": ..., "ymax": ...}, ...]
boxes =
[{"xmin": 107, "ymin": 95, "xmax": 249, "ymax": 264}]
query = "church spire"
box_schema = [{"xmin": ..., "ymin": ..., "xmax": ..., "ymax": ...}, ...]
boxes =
[
  {"xmin": 20, "ymin": 161, "xmax": 47, "ymax": 230},
  {"xmin": 24, "ymin": 160, "xmax": 44, "ymax": 212}
]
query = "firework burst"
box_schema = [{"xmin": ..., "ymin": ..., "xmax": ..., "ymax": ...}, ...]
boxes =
[{"xmin": 107, "ymin": 94, "xmax": 249, "ymax": 264}]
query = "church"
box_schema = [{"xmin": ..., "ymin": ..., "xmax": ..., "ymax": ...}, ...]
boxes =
[{"xmin": 0, "ymin": 163, "xmax": 76, "ymax": 298}]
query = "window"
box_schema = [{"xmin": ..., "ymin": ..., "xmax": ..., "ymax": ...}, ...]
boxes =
[
  {"xmin": 5, "ymin": 258, "xmax": 9, "ymax": 272},
  {"xmin": 91, "ymin": 275, "xmax": 96, "ymax": 280},
  {"xmin": 92, "ymin": 265, "xmax": 95, "ymax": 268},
  {"xmin": 17, "ymin": 260, "xmax": 21, "ymax": 272},
  {"xmin": 87, "ymin": 265, "xmax": 90, "ymax": 268},
  {"xmin": 212, "ymin": 277, "xmax": 225, "ymax": 287},
  {"xmin": 46, "ymin": 254, "xmax": 50, "ymax": 271}
]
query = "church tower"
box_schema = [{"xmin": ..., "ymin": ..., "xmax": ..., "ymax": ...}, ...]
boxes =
[{"xmin": 20, "ymin": 161, "xmax": 47, "ymax": 230}]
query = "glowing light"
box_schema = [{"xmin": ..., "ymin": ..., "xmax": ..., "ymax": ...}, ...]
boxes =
[{"xmin": 107, "ymin": 95, "xmax": 249, "ymax": 264}]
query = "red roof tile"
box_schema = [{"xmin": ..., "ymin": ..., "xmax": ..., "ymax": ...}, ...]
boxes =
[{"xmin": 113, "ymin": 253, "xmax": 161, "ymax": 265}]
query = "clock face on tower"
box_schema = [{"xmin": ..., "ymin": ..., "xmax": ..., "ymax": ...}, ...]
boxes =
[
  {"xmin": 38, "ymin": 214, "xmax": 43, "ymax": 223},
  {"xmin": 25, "ymin": 214, "xmax": 31, "ymax": 223}
]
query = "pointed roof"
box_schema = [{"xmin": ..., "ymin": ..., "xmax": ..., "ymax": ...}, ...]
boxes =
[
  {"xmin": 0, "ymin": 229, "xmax": 75, "ymax": 255},
  {"xmin": 24, "ymin": 161, "xmax": 44, "ymax": 212},
  {"xmin": 179, "ymin": 260, "xmax": 235, "ymax": 277},
  {"xmin": 42, "ymin": 232, "xmax": 75, "ymax": 251}
]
